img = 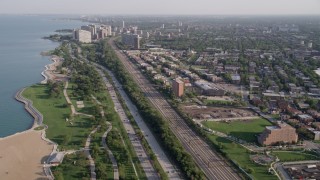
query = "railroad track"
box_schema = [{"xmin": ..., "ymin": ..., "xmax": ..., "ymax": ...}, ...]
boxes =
[{"xmin": 108, "ymin": 39, "xmax": 241, "ymax": 180}]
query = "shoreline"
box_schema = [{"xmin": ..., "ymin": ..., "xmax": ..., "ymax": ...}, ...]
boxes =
[
  {"xmin": 15, "ymin": 88, "xmax": 42, "ymax": 128},
  {"xmin": 0, "ymin": 56, "xmax": 57, "ymax": 140},
  {"xmin": 0, "ymin": 55, "xmax": 59, "ymax": 179},
  {"xmin": 41, "ymin": 56, "xmax": 59, "ymax": 84}
]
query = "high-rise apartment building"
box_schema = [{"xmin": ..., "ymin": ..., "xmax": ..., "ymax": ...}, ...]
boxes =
[
  {"xmin": 122, "ymin": 34, "xmax": 140, "ymax": 49},
  {"xmin": 172, "ymin": 78, "xmax": 184, "ymax": 97},
  {"xmin": 73, "ymin": 29, "xmax": 92, "ymax": 43},
  {"xmin": 81, "ymin": 25, "xmax": 96, "ymax": 38}
]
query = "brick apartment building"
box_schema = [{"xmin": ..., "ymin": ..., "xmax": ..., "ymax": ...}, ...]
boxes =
[
  {"xmin": 172, "ymin": 78, "xmax": 184, "ymax": 97},
  {"xmin": 258, "ymin": 121, "xmax": 298, "ymax": 146}
]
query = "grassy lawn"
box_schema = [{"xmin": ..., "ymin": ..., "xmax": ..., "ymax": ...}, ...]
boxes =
[
  {"xmin": 67, "ymin": 82, "xmax": 96, "ymax": 115},
  {"xmin": 272, "ymin": 151, "xmax": 320, "ymax": 162},
  {"xmin": 23, "ymin": 84, "xmax": 97, "ymax": 150},
  {"xmin": 106, "ymin": 127, "xmax": 138, "ymax": 179},
  {"xmin": 92, "ymin": 85, "xmax": 146, "ymax": 179},
  {"xmin": 34, "ymin": 125, "xmax": 45, "ymax": 131},
  {"xmin": 202, "ymin": 118, "xmax": 273, "ymax": 143},
  {"xmin": 207, "ymin": 134, "xmax": 278, "ymax": 180},
  {"xmin": 51, "ymin": 152, "xmax": 90, "ymax": 180},
  {"xmin": 270, "ymin": 114, "xmax": 280, "ymax": 120},
  {"xmin": 204, "ymin": 99, "xmax": 235, "ymax": 106},
  {"xmin": 24, "ymin": 84, "xmax": 143, "ymax": 178}
]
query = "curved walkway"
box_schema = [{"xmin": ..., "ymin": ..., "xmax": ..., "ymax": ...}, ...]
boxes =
[
  {"xmin": 98, "ymin": 66, "xmax": 181, "ymax": 179},
  {"xmin": 102, "ymin": 122, "xmax": 119, "ymax": 180},
  {"xmin": 15, "ymin": 88, "xmax": 43, "ymax": 126},
  {"xmin": 84, "ymin": 126, "xmax": 100, "ymax": 180},
  {"xmin": 92, "ymin": 95, "xmax": 119, "ymax": 180},
  {"xmin": 63, "ymin": 81, "xmax": 93, "ymax": 118}
]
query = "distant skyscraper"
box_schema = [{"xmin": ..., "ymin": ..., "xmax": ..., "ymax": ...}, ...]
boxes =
[
  {"xmin": 308, "ymin": 42, "xmax": 313, "ymax": 48},
  {"xmin": 122, "ymin": 20, "xmax": 125, "ymax": 28},
  {"xmin": 162, "ymin": 24, "xmax": 165, "ymax": 29}
]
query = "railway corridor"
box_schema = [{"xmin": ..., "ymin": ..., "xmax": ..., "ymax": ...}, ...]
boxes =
[{"xmin": 108, "ymin": 39, "xmax": 241, "ymax": 180}]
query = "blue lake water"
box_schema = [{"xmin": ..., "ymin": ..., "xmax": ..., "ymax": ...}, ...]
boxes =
[{"xmin": 0, "ymin": 15, "xmax": 84, "ymax": 137}]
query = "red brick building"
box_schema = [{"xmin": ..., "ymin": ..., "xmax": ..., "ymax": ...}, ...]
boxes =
[
  {"xmin": 258, "ymin": 121, "xmax": 298, "ymax": 146},
  {"xmin": 172, "ymin": 78, "xmax": 184, "ymax": 97}
]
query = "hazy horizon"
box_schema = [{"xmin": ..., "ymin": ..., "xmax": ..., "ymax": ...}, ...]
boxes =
[{"xmin": 1, "ymin": 0, "xmax": 320, "ymax": 15}]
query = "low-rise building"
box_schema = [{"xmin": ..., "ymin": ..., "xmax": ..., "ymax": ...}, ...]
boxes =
[
  {"xmin": 48, "ymin": 152, "xmax": 65, "ymax": 166},
  {"xmin": 231, "ymin": 74, "xmax": 241, "ymax": 84},
  {"xmin": 258, "ymin": 121, "xmax": 298, "ymax": 146},
  {"xmin": 297, "ymin": 114, "xmax": 314, "ymax": 123},
  {"xmin": 194, "ymin": 80, "xmax": 225, "ymax": 96}
]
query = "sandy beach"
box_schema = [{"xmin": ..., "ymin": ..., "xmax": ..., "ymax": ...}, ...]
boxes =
[
  {"xmin": 0, "ymin": 130, "xmax": 53, "ymax": 180},
  {"xmin": 0, "ymin": 55, "xmax": 63, "ymax": 180}
]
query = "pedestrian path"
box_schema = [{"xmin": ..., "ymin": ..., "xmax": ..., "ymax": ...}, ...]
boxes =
[
  {"xmin": 84, "ymin": 126, "xmax": 100, "ymax": 180},
  {"xmin": 102, "ymin": 122, "xmax": 119, "ymax": 180},
  {"xmin": 92, "ymin": 95, "xmax": 119, "ymax": 180},
  {"xmin": 63, "ymin": 81, "xmax": 93, "ymax": 118}
]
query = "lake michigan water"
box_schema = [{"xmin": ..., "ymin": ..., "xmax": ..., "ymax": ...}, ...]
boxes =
[{"xmin": 0, "ymin": 15, "xmax": 84, "ymax": 137}]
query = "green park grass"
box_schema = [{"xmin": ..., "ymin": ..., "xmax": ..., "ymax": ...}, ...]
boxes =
[
  {"xmin": 207, "ymin": 135, "xmax": 278, "ymax": 180},
  {"xmin": 270, "ymin": 114, "xmax": 280, "ymax": 120},
  {"xmin": 24, "ymin": 83, "xmax": 144, "ymax": 179},
  {"xmin": 23, "ymin": 84, "xmax": 96, "ymax": 150},
  {"xmin": 34, "ymin": 125, "xmax": 45, "ymax": 131},
  {"xmin": 69, "ymin": 82, "xmax": 146, "ymax": 179},
  {"xmin": 271, "ymin": 151, "xmax": 320, "ymax": 162},
  {"xmin": 67, "ymin": 82, "xmax": 96, "ymax": 114},
  {"xmin": 88, "ymin": 78, "xmax": 147, "ymax": 179},
  {"xmin": 204, "ymin": 99, "xmax": 235, "ymax": 106},
  {"xmin": 202, "ymin": 118, "xmax": 273, "ymax": 143},
  {"xmin": 87, "ymin": 85, "xmax": 146, "ymax": 179},
  {"xmin": 51, "ymin": 152, "xmax": 90, "ymax": 180}
]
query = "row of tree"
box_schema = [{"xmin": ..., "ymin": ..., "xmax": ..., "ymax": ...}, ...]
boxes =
[{"xmin": 97, "ymin": 40, "xmax": 205, "ymax": 179}]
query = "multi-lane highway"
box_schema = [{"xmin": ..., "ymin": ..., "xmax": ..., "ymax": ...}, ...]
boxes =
[
  {"xmin": 108, "ymin": 38, "xmax": 242, "ymax": 180},
  {"xmin": 97, "ymin": 67, "xmax": 160, "ymax": 180}
]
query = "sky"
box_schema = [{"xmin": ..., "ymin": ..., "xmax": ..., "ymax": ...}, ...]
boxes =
[{"xmin": 1, "ymin": 0, "xmax": 320, "ymax": 15}]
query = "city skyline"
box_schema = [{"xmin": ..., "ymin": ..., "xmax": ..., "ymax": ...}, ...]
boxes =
[{"xmin": 1, "ymin": 0, "xmax": 320, "ymax": 15}]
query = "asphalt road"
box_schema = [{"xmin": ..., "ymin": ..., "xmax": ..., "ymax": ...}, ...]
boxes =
[
  {"xmin": 103, "ymin": 67, "xmax": 182, "ymax": 179},
  {"xmin": 108, "ymin": 38, "xmax": 241, "ymax": 180},
  {"xmin": 96, "ymin": 68, "xmax": 160, "ymax": 180}
]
